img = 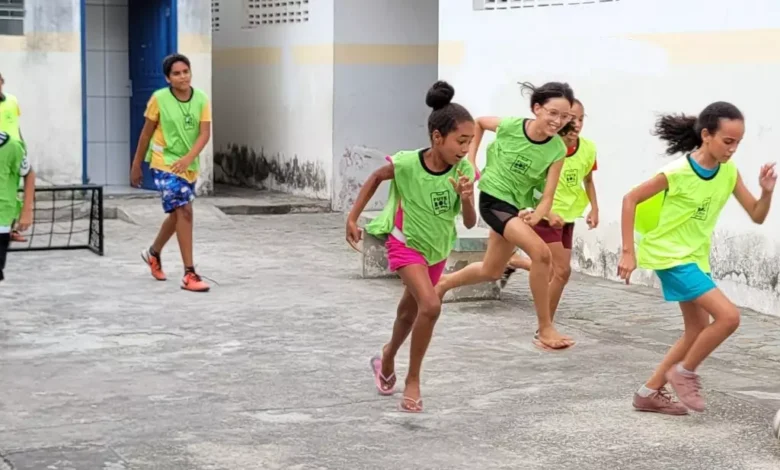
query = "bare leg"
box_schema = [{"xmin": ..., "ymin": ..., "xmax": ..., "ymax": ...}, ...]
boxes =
[
  {"xmin": 547, "ymin": 244, "xmax": 572, "ymax": 323},
  {"xmin": 682, "ymin": 288, "xmax": 740, "ymax": 371},
  {"xmin": 381, "ymin": 288, "xmax": 418, "ymax": 383},
  {"xmin": 174, "ymin": 204, "xmax": 194, "ymax": 268},
  {"xmin": 508, "ymin": 253, "xmax": 531, "ymax": 271},
  {"xmin": 435, "ymin": 229, "xmax": 516, "ymax": 296},
  {"xmin": 152, "ymin": 212, "xmax": 178, "ymax": 254},
  {"xmin": 645, "ymin": 302, "xmax": 709, "ymax": 389},
  {"xmin": 398, "ymin": 264, "xmax": 443, "ymax": 411}
]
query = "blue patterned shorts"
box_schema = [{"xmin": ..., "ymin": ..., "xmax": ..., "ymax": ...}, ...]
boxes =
[{"xmin": 153, "ymin": 169, "xmax": 196, "ymax": 213}]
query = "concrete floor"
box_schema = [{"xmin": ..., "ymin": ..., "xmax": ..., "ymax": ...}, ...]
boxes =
[{"xmin": 2, "ymin": 205, "xmax": 780, "ymax": 469}]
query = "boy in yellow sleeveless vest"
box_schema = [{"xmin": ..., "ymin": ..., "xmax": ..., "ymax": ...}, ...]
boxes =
[
  {"xmin": 619, "ymin": 102, "xmax": 776, "ymax": 415},
  {"xmin": 0, "ymin": 72, "xmax": 27, "ymax": 244},
  {"xmin": 495, "ymin": 99, "xmax": 599, "ymax": 342},
  {"xmin": 131, "ymin": 54, "xmax": 212, "ymax": 292}
]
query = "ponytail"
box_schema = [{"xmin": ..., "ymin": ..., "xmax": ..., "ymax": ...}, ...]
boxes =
[{"xmin": 653, "ymin": 102, "xmax": 744, "ymax": 156}]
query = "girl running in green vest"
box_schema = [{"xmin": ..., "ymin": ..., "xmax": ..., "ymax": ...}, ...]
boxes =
[
  {"xmin": 0, "ymin": 131, "xmax": 34, "ymax": 283},
  {"xmin": 619, "ymin": 102, "xmax": 776, "ymax": 415},
  {"xmin": 435, "ymin": 82, "xmax": 576, "ymax": 350},
  {"xmin": 493, "ymin": 99, "xmax": 599, "ymax": 338},
  {"xmin": 346, "ymin": 81, "xmax": 476, "ymax": 413}
]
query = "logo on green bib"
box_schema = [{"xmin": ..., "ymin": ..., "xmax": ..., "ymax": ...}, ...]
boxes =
[
  {"xmin": 183, "ymin": 113, "xmax": 195, "ymax": 130},
  {"xmin": 430, "ymin": 190, "xmax": 452, "ymax": 215},
  {"xmin": 692, "ymin": 198, "xmax": 711, "ymax": 221},
  {"xmin": 511, "ymin": 155, "xmax": 532, "ymax": 175},
  {"xmin": 564, "ymin": 169, "xmax": 578, "ymax": 187}
]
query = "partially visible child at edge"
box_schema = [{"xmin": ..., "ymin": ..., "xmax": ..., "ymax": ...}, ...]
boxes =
[
  {"xmin": 492, "ymin": 99, "xmax": 599, "ymax": 335},
  {"xmin": 0, "ymin": 131, "xmax": 34, "ymax": 283},
  {"xmin": 434, "ymin": 82, "xmax": 576, "ymax": 350},
  {"xmin": 619, "ymin": 102, "xmax": 775, "ymax": 415},
  {"xmin": 345, "ymin": 81, "xmax": 476, "ymax": 413},
  {"xmin": 131, "ymin": 53, "xmax": 212, "ymax": 292},
  {"xmin": 0, "ymin": 72, "xmax": 26, "ymax": 243}
]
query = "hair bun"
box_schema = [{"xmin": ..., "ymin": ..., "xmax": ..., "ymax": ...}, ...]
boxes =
[{"xmin": 426, "ymin": 81, "xmax": 455, "ymax": 111}]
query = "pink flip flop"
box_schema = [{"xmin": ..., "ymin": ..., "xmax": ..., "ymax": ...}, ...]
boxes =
[
  {"xmin": 398, "ymin": 396, "xmax": 423, "ymax": 413},
  {"xmin": 370, "ymin": 354, "xmax": 396, "ymax": 396}
]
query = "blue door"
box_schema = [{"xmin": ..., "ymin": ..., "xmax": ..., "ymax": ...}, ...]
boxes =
[{"xmin": 128, "ymin": 0, "xmax": 177, "ymax": 190}]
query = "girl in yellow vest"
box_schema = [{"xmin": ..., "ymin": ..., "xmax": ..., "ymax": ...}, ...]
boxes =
[
  {"xmin": 0, "ymin": 73, "xmax": 26, "ymax": 244},
  {"xmin": 619, "ymin": 102, "xmax": 776, "ymax": 415},
  {"xmin": 131, "ymin": 54, "xmax": 212, "ymax": 292},
  {"xmin": 491, "ymin": 99, "xmax": 599, "ymax": 347},
  {"xmin": 435, "ymin": 82, "xmax": 576, "ymax": 351},
  {"xmin": 346, "ymin": 81, "xmax": 476, "ymax": 412}
]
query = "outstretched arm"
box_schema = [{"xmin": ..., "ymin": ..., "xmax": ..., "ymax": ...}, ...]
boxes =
[
  {"xmin": 732, "ymin": 164, "xmax": 776, "ymax": 224},
  {"xmin": 467, "ymin": 117, "xmax": 500, "ymax": 170},
  {"xmin": 535, "ymin": 159, "xmax": 564, "ymax": 219},
  {"xmin": 617, "ymin": 173, "xmax": 668, "ymax": 283},
  {"xmin": 346, "ymin": 163, "xmax": 395, "ymax": 246}
]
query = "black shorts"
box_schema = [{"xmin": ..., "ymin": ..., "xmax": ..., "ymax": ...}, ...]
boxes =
[
  {"xmin": 0, "ymin": 232, "xmax": 9, "ymax": 282},
  {"xmin": 479, "ymin": 191, "xmax": 520, "ymax": 236}
]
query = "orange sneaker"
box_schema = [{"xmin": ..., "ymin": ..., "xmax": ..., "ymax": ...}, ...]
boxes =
[
  {"xmin": 141, "ymin": 248, "xmax": 167, "ymax": 281},
  {"xmin": 181, "ymin": 271, "xmax": 210, "ymax": 292}
]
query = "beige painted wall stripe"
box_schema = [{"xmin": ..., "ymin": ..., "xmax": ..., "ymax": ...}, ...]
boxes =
[
  {"xmin": 627, "ymin": 28, "xmax": 780, "ymax": 65},
  {"xmin": 332, "ymin": 44, "xmax": 437, "ymax": 65},
  {"xmin": 0, "ymin": 32, "xmax": 79, "ymax": 53},
  {"xmin": 438, "ymin": 41, "xmax": 465, "ymax": 67},
  {"xmin": 212, "ymin": 47, "xmax": 282, "ymax": 66},
  {"xmin": 179, "ymin": 33, "xmax": 212, "ymax": 55},
  {"xmin": 214, "ymin": 44, "xmax": 439, "ymax": 66}
]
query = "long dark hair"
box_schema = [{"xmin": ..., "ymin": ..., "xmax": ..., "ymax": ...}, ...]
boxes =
[{"xmin": 653, "ymin": 101, "xmax": 744, "ymax": 155}]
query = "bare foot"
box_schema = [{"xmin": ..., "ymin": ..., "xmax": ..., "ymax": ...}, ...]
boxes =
[
  {"xmin": 537, "ymin": 327, "xmax": 575, "ymax": 349},
  {"xmin": 400, "ymin": 380, "xmax": 423, "ymax": 412}
]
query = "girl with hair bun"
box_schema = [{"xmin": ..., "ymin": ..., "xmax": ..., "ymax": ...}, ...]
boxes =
[
  {"xmin": 345, "ymin": 80, "xmax": 477, "ymax": 412},
  {"xmin": 620, "ymin": 101, "xmax": 776, "ymax": 415}
]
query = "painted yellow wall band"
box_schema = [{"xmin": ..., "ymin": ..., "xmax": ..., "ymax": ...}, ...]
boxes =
[
  {"xmin": 331, "ymin": 44, "xmax": 437, "ymax": 65},
  {"xmin": 627, "ymin": 28, "xmax": 780, "ymax": 65},
  {"xmin": 212, "ymin": 47, "xmax": 282, "ymax": 66},
  {"xmin": 438, "ymin": 41, "xmax": 465, "ymax": 67},
  {"xmin": 179, "ymin": 33, "xmax": 212, "ymax": 55},
  {"xmin": 0, "ymin": 32, "xmax": 79, "ymax": 53}
]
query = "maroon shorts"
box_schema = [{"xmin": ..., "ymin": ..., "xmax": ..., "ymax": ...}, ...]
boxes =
[{"xmin": 533, "ymin": 220, "xmax": 575, "ymax": 249}]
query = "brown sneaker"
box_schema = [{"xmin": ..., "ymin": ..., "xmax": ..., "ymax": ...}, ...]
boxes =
[
  {"xmin": 666, "ymin": 365, "xmax": 705, "ymax": 412},
  {"xmin": 633, "ymin": 387, "xmax": 689, "ymax": 415}
]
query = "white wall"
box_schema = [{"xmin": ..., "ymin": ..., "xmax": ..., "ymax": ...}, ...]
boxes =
[
  {"xmin": 212, "ymin": 0, "xmax": 334, "ymax": 199},
  {"xmin": 0, "ymin": 0, "xmax": 82, "ymax": 186},
  {"xmin": 330, "ymin": 0, "xmax": 439, "ymax": 212},
  {"xmin": 85, "ymin": 0, "xmax": 131, "ymax": 187},
  {"xmin": 179, "ymin": 0, "xmax": 215, "ymax": 195},
  {"xmin": 440, "ymin": 0, "xmax": 780, "ymax": 315}
]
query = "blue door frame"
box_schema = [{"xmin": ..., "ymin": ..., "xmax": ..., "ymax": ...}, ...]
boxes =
[{"xmin": 80, "ymin": 0, "xmax": 178, "ymax": 189}]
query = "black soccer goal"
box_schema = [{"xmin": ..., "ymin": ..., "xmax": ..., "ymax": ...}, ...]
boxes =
[{"xmin": 8, "ymin": 184, "xmax": 104, "ymax": 256}]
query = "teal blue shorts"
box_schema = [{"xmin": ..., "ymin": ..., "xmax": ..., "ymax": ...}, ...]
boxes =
[{"xmin": 655, "ymin": 263, "xmax": 716, "ymax": 302}]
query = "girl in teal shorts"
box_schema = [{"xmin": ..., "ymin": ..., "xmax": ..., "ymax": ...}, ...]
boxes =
[{"xmin": 619, "ymin": 102, "xmax": 776, "ymax": 415}]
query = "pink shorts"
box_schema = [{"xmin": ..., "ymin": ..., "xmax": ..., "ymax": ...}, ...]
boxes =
[{"xmin": 386, "ymin": 235, "xmax": 446, "ymax": 285}]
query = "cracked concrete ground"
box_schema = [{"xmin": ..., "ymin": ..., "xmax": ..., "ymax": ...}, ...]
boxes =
[{"xmin": 2, "ymin": 205, "xmax": 780, "ymax": 469}]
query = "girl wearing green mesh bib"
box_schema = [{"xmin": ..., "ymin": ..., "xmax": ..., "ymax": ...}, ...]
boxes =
[
  {"xmin": 620, "ymin": 102, "xmax": 776, "ymax": 415},
  {"xmin": 346, "ymin": 81, "xmax": 477, "ymax": 413},
  {"xmin": 436, "ymin": 82, "xmax": 576, "ymax": 351}
]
